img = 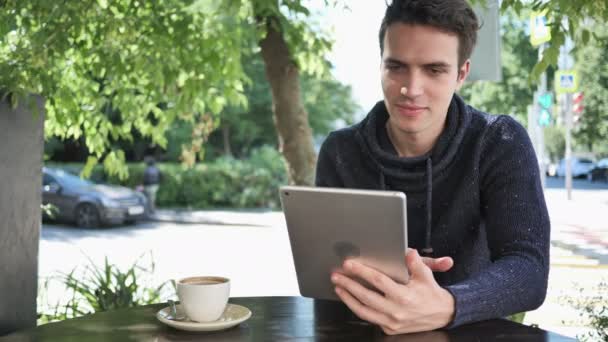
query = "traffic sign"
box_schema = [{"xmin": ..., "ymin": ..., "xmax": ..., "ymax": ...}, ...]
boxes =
[
  {"xmin": 555, "ymin": 70, "xmax": 578, "ymax": 94},
  {"xmin": 530, "ymin": 11, "xmax": 551, "ymax": 47}
]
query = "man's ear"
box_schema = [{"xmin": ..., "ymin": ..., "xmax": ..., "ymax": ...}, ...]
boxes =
[{"xmin": 455, "ymin": 59, "xmax": 471, "ymax": 90}]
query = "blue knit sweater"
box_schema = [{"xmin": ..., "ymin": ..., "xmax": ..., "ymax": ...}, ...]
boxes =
[{"xmin": 315, "ymin": 95, "xmax": 550, "ymax": 327}]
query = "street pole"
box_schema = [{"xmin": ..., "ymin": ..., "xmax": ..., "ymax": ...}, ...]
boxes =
[
  {"xmin": 557, "ymin": 34, "xmax": 574, "ymax": 200},
  {"xmin": 565, "ymin": 93, "xmax": 573, "ymax": 200},
  {"xmin": 537, "ymin": 44, "xmax": 547, "ymax": 188}
]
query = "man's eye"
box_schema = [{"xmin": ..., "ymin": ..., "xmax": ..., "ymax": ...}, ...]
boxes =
[
  {"xmin": 386, "ymin": 64, "xmax": 403, "ymax": 71},
  {"xmin": 429, "ymin": 68, "xmax": 444, "ymax": 75}
]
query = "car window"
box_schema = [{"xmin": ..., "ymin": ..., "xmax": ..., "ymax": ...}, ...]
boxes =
[
  {"xmin": 579, "ymin": 158, "xmax": 593, "ymax": 164},
  {"xmin": 50, "ymin": 169, "xmax": 93, "ymax": 188}
]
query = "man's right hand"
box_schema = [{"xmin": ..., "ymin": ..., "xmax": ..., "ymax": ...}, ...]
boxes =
[{"xmin": 410, "ymin": 248, "xmax": 454, "ymax": 272}]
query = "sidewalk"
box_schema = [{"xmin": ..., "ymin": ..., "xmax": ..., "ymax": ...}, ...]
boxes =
[
  {"xmin": 149, "ymin": 208, "xmax": 285, "ymax": 227},
  {"xmin": 526, "ymin": 189, "xmax": 608, "ymax": 339},
  {"xmin": 544, "ymin": 189, "xmax": 608, "ymax": 266}
]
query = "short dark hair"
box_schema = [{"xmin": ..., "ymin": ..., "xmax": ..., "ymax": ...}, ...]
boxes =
[{"xmin": 379, "ymin": 0, "xmax": 480, "ymax": 67}]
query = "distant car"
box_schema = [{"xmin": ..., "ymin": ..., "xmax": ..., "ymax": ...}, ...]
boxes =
[
  {"xmin": 42, "ymin": 167, "xmax": 147, "ymax": 228},
  {"xmin": 587, "ymin": 158, "xmax": 608, "ymax": 182},
  {"xmin": 555, "ymin": 157, "xmax": 595, "ymax": 178}
]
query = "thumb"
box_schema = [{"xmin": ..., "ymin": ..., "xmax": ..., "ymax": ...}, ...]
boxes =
[
  {"xmin": 406, "ymin": 249, "xmax": 433, "ymax": 280},
  {"xmin": 422, "ymin": 256, "xmax": 454, "ymax": 272}
]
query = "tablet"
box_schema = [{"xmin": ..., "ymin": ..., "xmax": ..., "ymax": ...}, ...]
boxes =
[{"xmin": 279, "ymin": 185, "xmax": 409, "ymax": 300}]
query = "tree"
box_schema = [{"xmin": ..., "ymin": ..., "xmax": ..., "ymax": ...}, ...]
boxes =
[
  {"xmin": 206, "ymin": 53, "xmax": 358, "ymax": 158},
  {"xmin": 0, "ymin": 0, "xmax": 337, "ymax": 185},
  {"xmin": 459, "ymin": 8, "xmax": 539, "ymax": 123},
  {"xmin": 489, "ymin": 0, "xmax": 608, "ymax": 81},
  {"xmin": 572, "ymin": 22, "xmax": 608, "ymax": 156},
  {"xmin": 5, "ymin": 1, "xmax": 605, "ymax": 186},
  {"xmin": 543, "ymin": 125, "xmax": 565, "ymax": 162},
  {"xmin": 1, "ymin": 1, "xmax": 251, "ymax": 178}
]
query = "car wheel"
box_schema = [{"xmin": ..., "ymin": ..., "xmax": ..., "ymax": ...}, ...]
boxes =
[{"xmin": 75, "ymin": 203, "xmax": 101, "ymax": 228}]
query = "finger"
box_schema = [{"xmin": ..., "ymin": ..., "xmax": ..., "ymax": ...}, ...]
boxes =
[
  {"xmin": 331, "ymin": 272, "xmax": 394, "ymax": 313},
  {"xmin": 406, "ymin": 249, "xmax": 434, "ymax": 280},
  {"xmin": 334, "ymin": 286, "xmax": 391, "ymax": 327},
  {"xmin": 421, "ymin": 256, "xmax": 454, "ymax": 272},
  {"xmin": 343, "ymin": 260, "xmax": 402, "ymax": 296}
]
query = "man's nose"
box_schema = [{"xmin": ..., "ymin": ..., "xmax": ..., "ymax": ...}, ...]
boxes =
[{"xmin": 402, "ymin": 71, "xmax": 424, "ymax": 97}]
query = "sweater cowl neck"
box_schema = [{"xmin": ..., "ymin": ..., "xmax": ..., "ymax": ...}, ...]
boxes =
[{"xmin": 355, "ymin": 94, "xmax": 471, "ymax": 183}]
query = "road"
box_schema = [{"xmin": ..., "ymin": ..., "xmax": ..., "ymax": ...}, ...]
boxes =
[
  {"xmin": 39, "ymin": 214, "xmax": 298, "ymax": 302},
  {"xmin": 544, "ymin": 176, "xmax": 608, "ymax": 265}
]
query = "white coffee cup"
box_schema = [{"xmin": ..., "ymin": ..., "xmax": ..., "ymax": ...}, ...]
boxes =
[{"xmin": 176, "ymin": 276, "xmax": 230, "ymax": 322}]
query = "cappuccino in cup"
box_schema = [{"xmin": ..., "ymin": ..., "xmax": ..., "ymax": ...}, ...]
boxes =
[{"xmin": 176, "ymin": 276, "xmax": 230, "ymax": 322}]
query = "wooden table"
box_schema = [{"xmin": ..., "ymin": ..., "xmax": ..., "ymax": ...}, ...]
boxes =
[{"xmin": 1, "ymin": 297, "xmax": 576, "ymax": 341}]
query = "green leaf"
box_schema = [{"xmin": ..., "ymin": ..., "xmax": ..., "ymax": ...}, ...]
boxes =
[
  {"xmin": 582, "ymin": 29, "xmax": 590, "ymax": 45},
  {"xmin": 82, "ymin": 156, "xmax": 98, "ymax": 179},
  {"xmin": 96, "ymin": 0, "xmax": 108, "ymax": 9}
]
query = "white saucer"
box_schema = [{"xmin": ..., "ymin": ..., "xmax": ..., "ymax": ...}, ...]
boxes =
[{"xmin": 156, "ymin": 303, "xmax": 252, "ymax": 332}]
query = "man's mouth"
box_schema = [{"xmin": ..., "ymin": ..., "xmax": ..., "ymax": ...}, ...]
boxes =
[{"xmin": 395, "ymin": 104, "xmax": 426, "ymax": 116}]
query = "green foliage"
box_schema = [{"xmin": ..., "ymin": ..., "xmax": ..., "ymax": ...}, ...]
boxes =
[
  {"xmin": 155, "ymin": 146, "xmax": 288, "ymax": 208},
  {"xmin": 497, "ymin": 0, "xmax": 608, "ymax": 81},
  {"xmin": 41, "ymin": 203, "xmax": 58, "ymax": 218},
  {"xmin": 38, "ymin": 252, "xmax": 171, "ymax": 324},
  {"xmin": 204, "ymin": 53, "xmax": 358, "ymax": 158},
  {"xmin": 459, "ymin": 9, "xmax": 539, "ymax": 122},
  {"xmin": 544, "ymin": 125, "xmax": 566, "ymax": 162},
  {"xmin": 507, "ymin": 312, "xmax": 526, "ymax": 324},
  {"xmin": 0, "ymin": 0, "xmax": 334, "ymax": 178},
  {"xmin": 572, "ymin": 23, "xmax": 608, "ymax": 155},
  {"xmin": 563, "ymin": 282, "xmax": 608, "ymax": 342}
]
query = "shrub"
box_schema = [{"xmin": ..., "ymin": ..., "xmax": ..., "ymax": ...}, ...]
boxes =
[
  {"xmin": 37, "ymin": 252, "xmax": 171, "ymax": 324},
  {"xmin": 563, "ymin": 282, "xmax": 608, "ymax": 342}
]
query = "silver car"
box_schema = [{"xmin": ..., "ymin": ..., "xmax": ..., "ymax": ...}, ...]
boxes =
[
  {"xmin": 42, "ymin": 167, "xmax": 147, "ymax": 227},
  {"xmin": 555, "ymin": 157, "xmax": 595, "ymax": 178}
]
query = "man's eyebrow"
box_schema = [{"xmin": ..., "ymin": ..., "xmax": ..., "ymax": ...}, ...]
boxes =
[
  {"xmin": 423, "ymin": 62, "xmax": 451, "ymax": 69},
  {"xmin": 383, "ymin": 58, "xmax": 452, "ymax": 69},
  {"xmin": 383, "ymin": 58, "xmax": 407, "ymax": 66}
]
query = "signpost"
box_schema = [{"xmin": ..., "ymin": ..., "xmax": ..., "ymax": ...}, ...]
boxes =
[
  {"xmin": 530, "ymin": 11, "xmax": 551, "ymax": 47},
  {"xmin": 555, "ymin": 70, "xmax": 579, "ymax": 94},
  {"xmin": 554, "ymin": 69, "xmax": 578, "ymax": 199},
  {"xmin": 529, "ymin": 10, "xmax": 552, "ymax": 187}
]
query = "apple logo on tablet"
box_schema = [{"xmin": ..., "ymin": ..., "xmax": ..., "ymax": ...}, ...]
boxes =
[{"xmin": 333, "ymin": 241, "xmax": 360, "ymax": 261}]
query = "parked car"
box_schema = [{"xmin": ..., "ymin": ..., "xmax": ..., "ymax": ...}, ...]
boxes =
[
  {"xmin": 587, "ymin": 158, "xmax": 608, "ymax": 182},
  {"xmin": 42, "ymin": 167, "xmax": 147, "ymax": 227},
  {"xmin": 555, "ymin": 157, "xmax": 595, "ymax": 178}
]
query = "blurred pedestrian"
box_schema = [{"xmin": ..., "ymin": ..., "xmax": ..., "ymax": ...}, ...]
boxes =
[{"xmin": 143, "ymin": 156, "xmax": 161, "ymax": 213}]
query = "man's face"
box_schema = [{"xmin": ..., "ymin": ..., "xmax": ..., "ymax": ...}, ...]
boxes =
[{"xmin": 381, "ymin": 23, "xmax": 469, "ymax": 140}]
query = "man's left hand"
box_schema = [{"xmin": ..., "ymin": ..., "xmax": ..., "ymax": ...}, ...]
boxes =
[{"xmin": 330, "ymin": 249, "xmax": 455, "ymax": 335}]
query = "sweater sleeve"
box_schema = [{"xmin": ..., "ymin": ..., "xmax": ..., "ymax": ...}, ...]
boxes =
[
  {"xmin": 444, "ymin": 116, "xmax": 550, "ymax": 327},
  {"xmin": 315, "ymin": 132, "xmax": 345, "ymax": 187}
]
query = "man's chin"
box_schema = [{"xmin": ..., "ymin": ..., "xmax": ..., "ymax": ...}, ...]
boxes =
[{"xmin": 387, "ymin": 116, "xmax": 423, "ymax": 135}]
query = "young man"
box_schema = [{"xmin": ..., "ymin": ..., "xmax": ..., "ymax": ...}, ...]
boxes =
[{"xmin": 316, "ymin": 0, "xmax": 550, "ymax": 334}]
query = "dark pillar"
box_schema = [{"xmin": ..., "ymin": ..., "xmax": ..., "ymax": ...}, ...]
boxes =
[{"xmin": 0, "ymin": 97, "xmax": 44, "ymax": 335}]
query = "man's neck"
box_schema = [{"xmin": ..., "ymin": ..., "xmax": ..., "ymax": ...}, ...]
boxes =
[{"xmin": 385, "ymin": 121, "xmax": 443, "ymax": 158}]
